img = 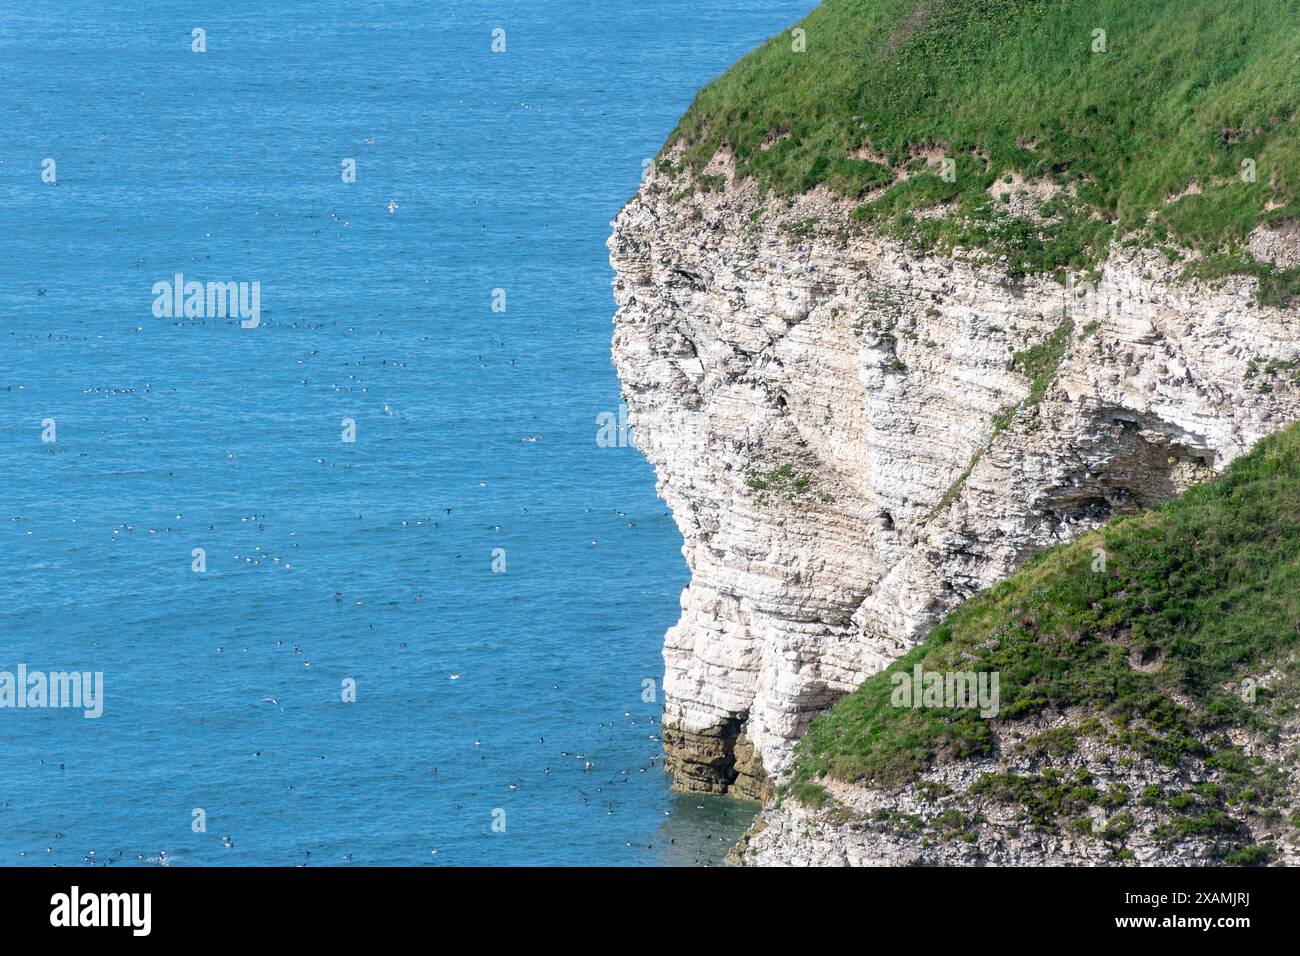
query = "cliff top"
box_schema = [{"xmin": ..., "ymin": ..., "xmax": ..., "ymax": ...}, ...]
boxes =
[{"xmin": 665, "ymin": 0, "xmax": 1300, "ymax": 289}]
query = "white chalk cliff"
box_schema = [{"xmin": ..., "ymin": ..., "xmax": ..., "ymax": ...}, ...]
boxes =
[{"xmin": 608, "ymin": 153, "xmax": 1300, "ymax": 822}]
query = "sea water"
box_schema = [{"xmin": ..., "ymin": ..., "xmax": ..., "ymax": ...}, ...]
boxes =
[{"xmin": 0, "ymin": 0, "xmax": 813, "ymax": 865}]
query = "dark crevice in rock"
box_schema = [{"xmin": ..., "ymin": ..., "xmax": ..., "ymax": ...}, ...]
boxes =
[{"xmin": 662, "ymin": 712, "xmax": 773, "ymax": 802}]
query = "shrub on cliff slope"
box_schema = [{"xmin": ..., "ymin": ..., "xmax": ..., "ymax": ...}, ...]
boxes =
[
  {"xmin": 790, "ymin": 422, "xmax": 1300, "ymax": 855},
  {"xmin": 667, "ymin": 0, "xmax": 1300, "ymax": 282}
]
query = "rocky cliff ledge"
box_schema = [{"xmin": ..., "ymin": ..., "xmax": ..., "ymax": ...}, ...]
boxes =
[{"xmin": 608, "ymin": 158, "xmax": 1299, "ymax": 807}]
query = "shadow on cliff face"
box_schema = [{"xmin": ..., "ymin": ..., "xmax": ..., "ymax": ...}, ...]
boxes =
[
  {"xmin": 662, "ymin": 715, "xmax": 749, "ymax": 795},
  {"xmin": 664, "ymin": 686, "xmax": 850, "ymax": 804},
  {"xmin": 663, "ymin": 711, "xmax": 784, "ymax": 803},
  {"xmin": 1033, "ymin": 410, "xmax": 1219, "ymax": 532}
]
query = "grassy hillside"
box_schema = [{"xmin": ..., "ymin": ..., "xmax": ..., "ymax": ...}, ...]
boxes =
[
  {"xmin": 665, "ymin": 0, "xmax": 1300, "ymax": 287},
  {"xmin": 790, "ymin": 421, "xmax": 1300, "ymax": 856}
]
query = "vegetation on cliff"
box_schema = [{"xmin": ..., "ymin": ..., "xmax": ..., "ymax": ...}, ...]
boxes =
[
  {"xmin": 790, "ymin": 421, "xmax": 1300, "ymax": 858},
  {"xmin": 665, "ymin": 0, "xmax": 1300, "ymax": 287}
]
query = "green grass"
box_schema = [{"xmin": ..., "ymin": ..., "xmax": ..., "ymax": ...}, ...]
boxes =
[
  {"xmin": 791, "ymin": 781, "xmax": 832, "ymax": 807},
  {"xmin": 792, "ymin": 420, "xmax": 1300, "ymax": 790},
  {"xmin": 746, "ymin": 462, "xmax": 815, "ymax": 504},
  {"xmin": 665, "ymin": 0, "xmax": 1300, "ymax": 278},
  {"xmin": 1181, "ymin": 251, "xmax": 1300, "ymax": 309},
  {"xmin": 1012, "ymin": 317, "xmax": 1074, "ymax": 407}
]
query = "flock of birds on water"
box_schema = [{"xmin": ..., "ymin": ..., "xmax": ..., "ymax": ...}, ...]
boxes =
[
  {"xmin": 4, "ymin": 301, "xmax": 745, "ymax": 868},
  {"xmin": 9, "ymin": 708, "xmax": 741, "ymax": 866}
]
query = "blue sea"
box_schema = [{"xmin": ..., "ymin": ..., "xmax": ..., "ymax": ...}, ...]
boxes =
[
  {"xmin": 0, "ymin": 0, "xmax": 811, "ymax": 868},
  {"xmin": 0, "ymin": 0, "xmax": 816, "ymax": 866}
]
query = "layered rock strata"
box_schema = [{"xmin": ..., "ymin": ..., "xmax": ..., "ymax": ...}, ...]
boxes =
[{"xmin": 609, "ymin": 158, "xmax": 1300, "ymax": 805}]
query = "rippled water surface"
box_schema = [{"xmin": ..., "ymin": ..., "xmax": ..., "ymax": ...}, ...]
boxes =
[{"xmin": 0, "ymin": 0, "xmax": 810, "ymax": 865}]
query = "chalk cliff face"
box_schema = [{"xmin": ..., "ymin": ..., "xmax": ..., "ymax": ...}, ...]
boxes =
[{"xmin": 609, "ymin": 154, "xmax": 1300, "ymax": 813}]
